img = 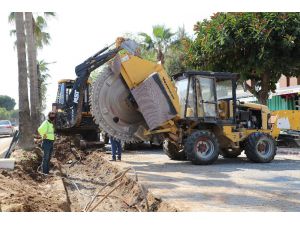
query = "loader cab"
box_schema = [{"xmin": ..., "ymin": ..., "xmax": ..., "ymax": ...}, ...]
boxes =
[
  {"xmin": 174, "ymin": 71, "xmax": 238, "ymax": 124},
  {"xmin": 53, "ymin": 79, "xmax": 91, "ymax": 113}
]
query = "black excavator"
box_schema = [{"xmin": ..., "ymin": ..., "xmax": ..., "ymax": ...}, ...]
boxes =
[{"xmin": 52, "ymin": 38, "xmax": 138, "ymax": 147}]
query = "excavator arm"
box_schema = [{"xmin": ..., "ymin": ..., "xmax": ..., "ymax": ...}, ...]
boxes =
[
  {"xmin": 56, "ymin": 38, "xmax": 139, "ymax": 129},
  {"xmin": 68, "ymin": 44, "xmax": 120, "ymax": 108}
]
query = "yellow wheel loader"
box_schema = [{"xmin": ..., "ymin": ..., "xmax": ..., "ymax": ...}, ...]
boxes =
[
  {"xmin": 89, "ymin": 38, "xmax": 280, "ymax": 165},
  {"xmin": 56, "ymin": 37, "xmax": 279, "ymax": 164}
]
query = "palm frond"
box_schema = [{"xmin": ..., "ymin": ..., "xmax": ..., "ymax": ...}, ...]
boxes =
[
  {"xmin": 152, "ymin": 25, "xmax": 175, "ymax": 47},
  {"xmin": 44, "ymin": 12, "xmax": 56, "ymax": 17},
  {"xmin": 139, "ymin": 32, "xmax": 154, "ymax": 50},
  {"xmin": 9, "ymin": 29, "xmax": 16, "ymax": 36},
  {"xmin": 35, "ymin": 16, "xmax": 47, "ymax": 28},
  {"xmin": 152, "ymin": 25, "xmax": 165, "ymax": 39},
  {"xmin": 8, "ymin": 12, "xmax": 15, "ymax": 23}
]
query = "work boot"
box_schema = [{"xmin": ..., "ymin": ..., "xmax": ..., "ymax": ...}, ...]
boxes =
[
  {"xmin": 117, "ymin": 157, "xmax": 121, "ymax": 161},
  {"xmin": 109, "ymin": 158, "xmax": 116, "ymax": 162}
]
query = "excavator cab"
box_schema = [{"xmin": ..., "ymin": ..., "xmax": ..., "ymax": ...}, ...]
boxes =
[
  {"xmin": 52, "ymin": 79, "xmax": 101, "ymax": 144},
  {"xmin": 54, "ymin": 79, "xmax": 91, "ymax": 113}
]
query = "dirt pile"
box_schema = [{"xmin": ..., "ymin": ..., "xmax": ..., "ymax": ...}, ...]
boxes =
[
  {"xmin": 0, "ymin": 148, "xmax": 69, "ymax": 212},
  {"xmin": 54, "ymin": 136, "xmax": 78, "ymax": 163},
  {"xmin": 0, "ymin": 138, "xmax": 177, "ymax": 212},
  {"xmin": 61, "ymin": 151, "xmax": 177, "ymax": 212}
]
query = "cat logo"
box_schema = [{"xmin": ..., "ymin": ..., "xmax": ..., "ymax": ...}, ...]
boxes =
[{"xmin": 73, "ymin": 90, "xmax": 80, "ymax": 103}]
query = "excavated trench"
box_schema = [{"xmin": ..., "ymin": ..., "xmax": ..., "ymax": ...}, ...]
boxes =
[{"xmin": 0, "ymin": 137, "xmax": 177, "ymax": 212}]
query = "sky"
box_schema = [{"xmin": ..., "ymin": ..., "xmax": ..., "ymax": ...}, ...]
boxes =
[{"xmin": 0, "ymin": 0, "xmax": 298, "ymax": 113}]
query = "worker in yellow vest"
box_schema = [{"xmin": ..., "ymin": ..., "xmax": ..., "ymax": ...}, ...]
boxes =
[{"xmin": 38, "ymin": 111, "xmax": 56, "ymax": 174}]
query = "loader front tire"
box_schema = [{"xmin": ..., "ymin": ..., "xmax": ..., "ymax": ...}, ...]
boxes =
[
  {"xmin": 184, "ymin": 130, "xmax": 220, "ymax": 165},
  {"xmin": 244, "ymin": 132, "xmax": 276, "ymax": 163},
  {"xmin": 163, "ymin": 139, "xmax": 186, "ymax": 160}
]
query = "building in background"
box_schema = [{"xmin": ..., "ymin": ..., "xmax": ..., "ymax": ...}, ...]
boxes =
[{"xmin": 238, "ymin": 75, "xmax": 300, "ymax": 110}]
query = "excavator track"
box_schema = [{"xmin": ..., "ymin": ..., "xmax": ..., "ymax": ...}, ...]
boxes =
[{"xmin": 90, "ymin": 67, "xmax": 146, "ymax": 143}]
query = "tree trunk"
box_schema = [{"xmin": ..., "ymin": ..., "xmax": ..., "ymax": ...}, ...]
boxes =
[
  {"xmin": 25, "ymin": 12, "xmax": 39, "ymax": 130},
  {"xmin": 257, "ymin": 73, "xmax": 270, "ymax": 106},
  {"xmin": 244, "ymin": 74, "xmax": 270, "ymax": 106},
  {"xmin": 157, "ymin": 48, "xmax": 165, "ymax": 65},
  {"xmin": 15, "ymin": 12, "xmax": 33, "ymax": 149}
]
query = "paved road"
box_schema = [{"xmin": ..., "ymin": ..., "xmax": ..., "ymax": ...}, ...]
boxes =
[
  {"xmin": 0, "ymin": 136, "xmax": 13, "ymax": 158},
  {"xmin": 104, "ymin": 146, "xmax": 300, "ymax": 211}
]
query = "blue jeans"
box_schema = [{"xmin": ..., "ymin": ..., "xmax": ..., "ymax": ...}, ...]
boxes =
[
  {"xmin": 110, "ymin": 137, "xmax": 122, "ymax": 160},
  {"xmin": 42, "ymin": 139, "xmax": 54, "ymax": 174}
]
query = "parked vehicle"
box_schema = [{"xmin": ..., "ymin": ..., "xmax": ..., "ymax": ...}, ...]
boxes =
[{"xmin": 0, "ymin": 120, "xmax": 15, "ymax": 137}]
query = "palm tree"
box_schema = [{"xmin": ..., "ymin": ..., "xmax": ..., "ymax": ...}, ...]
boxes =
[
  {"xmin": 9, "ymin": 12, "xmax": 55, "ymax": 48},
  {"xmin": 25, "ymin": 12, "xmax": 39, "ymax": 130},
  {"xmin": 9, "ymin": 12, "xmax": 55, "ymax": 128},
  {"xmin": 164, "ymin": 26, "xmax": 191, "ymax": 75},
  {"xmin": 139, "ymin": 25, "xmax": 175, "ymax": 65},
  {"xmin": 15, "ymin": 12, "xmax": 33, "ymax": 148}
]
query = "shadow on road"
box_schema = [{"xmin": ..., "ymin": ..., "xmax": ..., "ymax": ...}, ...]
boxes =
[
  {"xmin": 121, "ymin": 149, "xmax": 300, "ymax": 211},
  {"xmin": 126, "ymin": 153, "xmax": 300, "ymax": 173}
]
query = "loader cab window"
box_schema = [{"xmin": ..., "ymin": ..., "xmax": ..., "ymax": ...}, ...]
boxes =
[
  {"xmin": 194, "ymin": 76, "xmax": 218, "ymax": 118},
  {"xmin": 175, "ymin": 75, "xmax": 218, "ymax": 118},
  {"xmin": 175, "ymin": 78, "xmax": 189, "ymax": 117},
  {"xmin": 175, "ymin": 77, "xmax": 197, "ymax": 118},
  {"xmin": 216, "ymin": 80, "xmax": 232, "ymax": 100},
  {"xmin": 186, "ymin": 78, "xmax": 196, "ymax": 117},
  {"xmin": 216, "ymin": 80, "xmax": 233, "ymax": 120}
]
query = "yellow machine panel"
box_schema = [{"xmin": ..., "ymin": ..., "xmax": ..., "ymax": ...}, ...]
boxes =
[
  {"xmin": 119, "ymin": 54, "xmax": 181, "ymax": 116},
  {"xmin": 272, "ymin": 110, "xmax": 300, "ymax": 130},
  {"xmin": 271, "ymin": 110, "xmax": 300, "ymax": 138}
]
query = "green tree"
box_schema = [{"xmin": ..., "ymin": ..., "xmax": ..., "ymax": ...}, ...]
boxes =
[
  {"xmin": 0, "ymin": 108, "xmax": 19, "ymax": 121},
  {"xmin": 187, "ymin": 12, "xmax": 300, "ymax": 105},
  {"xmin": 0, "ymin": 95, "xmax": 16, "ymax": 111},
  {"xmin": 0, "ymin": 108, "xmax": 10, "ymax": 120},
  {"xmin": 38, "ymin": 60, "xmax": 54, "ymax": 112},
  {"xmin": 139, "ymin": 25, "xmax": 175, "ymax": 65},
  {"xmin": 164, "ymin": 26, "xmax": 191, "ymax": 75}
]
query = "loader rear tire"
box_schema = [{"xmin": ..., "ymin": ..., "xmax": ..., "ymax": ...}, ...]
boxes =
[
  {"xmin": 220, "ymin": 148, "xmax": 242, "ymax": 158},
  {"xmin": 163, "ymin": 139, "xmax": 186, "ymax": 160},
  {"xmin": 244, "ymin": 132, "xmax": 276, "ymax": 163},
  {"xmin": 184, "ymin": 130, "xmax": 220, "ymax": 165}
]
